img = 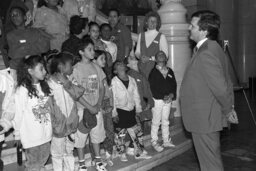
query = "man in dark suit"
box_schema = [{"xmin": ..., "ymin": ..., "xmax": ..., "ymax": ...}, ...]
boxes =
[{"xmin": 180, "ymin": 10, "xmax": 238, "ymax": 171}]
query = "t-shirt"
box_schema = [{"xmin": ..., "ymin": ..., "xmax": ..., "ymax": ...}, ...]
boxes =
[{"xmin": 70, "ymin": 61, "xmax": 106, "ymax": 107}]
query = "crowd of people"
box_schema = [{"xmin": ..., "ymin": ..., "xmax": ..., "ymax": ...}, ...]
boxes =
[
  {"xmin": 0, "ymin": 1, "xmax": 177, "ymax": 171},
  {"xmin": 0, "ymin": 1, "xmax": 240, "ymax": 171}
]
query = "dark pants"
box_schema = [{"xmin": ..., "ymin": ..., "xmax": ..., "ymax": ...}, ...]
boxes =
[
  {"xmin": 192, "ymin": 132, "xmax": 224, "ymax": 171},
  {"xmin": 0, "ymin": 141, "xmax": 3, "ymax": 171}
]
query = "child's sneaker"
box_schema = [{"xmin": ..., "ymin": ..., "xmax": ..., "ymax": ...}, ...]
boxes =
[
  {"xmin": 142, "ymin": 149, "xmax": 148, "ymax": 155},
  {"xmin": 78, "ymin": 160, "xmax": 87, "ymax": 171},
  {"xmin": 120, "ymin": 153, "xmax": 128, "ymax": 162},
  {"xmin": 105, "ymin": 151, "xmax": 114, "ymax": 166},
  {"xmin": 135, "ymin": 153, "xmax": 152, "ymax": 160},
  {"xmin": 163, "ymin": 139, "xmax": 175, "ymax": 148},
  {"xmin": 126, "ymin": 147, "xmax": 135, "ymax": 156},
  {"xmin": 96, "ymin": 162, "xmax": 108, "ymax": 171},
  {"xmin": 152, "ymin": 141, "xmax": 164, "ymax": 152}
]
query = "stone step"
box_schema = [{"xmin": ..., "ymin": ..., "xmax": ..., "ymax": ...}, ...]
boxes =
[
  {"xmin": 3, "ymin": 117, "xmax": 191, "ymax": 171},
  {"xmin": 4, "ymin": 128, "xmax": 192, "ymax": 171}
]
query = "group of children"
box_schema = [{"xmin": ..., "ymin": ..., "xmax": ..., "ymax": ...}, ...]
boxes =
[{"xmin": 0, "ymin": 3, "xmax": 177, "ymax": 171}]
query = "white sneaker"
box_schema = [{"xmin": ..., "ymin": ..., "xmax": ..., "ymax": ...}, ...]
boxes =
[
  {"xmin": 120, "ymin": 153, "xmax": 128, "ymax": 162},
  {"xmin": 152, "ymin": 141, "xmax": 164, "ymax": 152},
  {"xmin": 78, "ymin": 165, "xmax": 87, "ymax": 171},
  {"xmin": 96, "ymin": 162, "xmax": 108, "ymax": 171},
  {"xmin": 163, "ymin": 139, "xmax": 175, "ymax": 148},
  {"xmin": 126, "ymin": 147, "xmax": 135, "ymax": 156},
  {"xmin": 105, "ymin": 151, "xmax": 114, "ymax": 166},
  {"xmin": 142, "ymin": 150, "xmax": 148, "ymax": 155},
  {"xmin": 135, "ymin": 153, "xmax": 152, "ymax": 160}
]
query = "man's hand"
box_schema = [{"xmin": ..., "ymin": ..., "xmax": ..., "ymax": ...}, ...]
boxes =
[
  {"xmin": 227, "ymin": 110, "xmax": 239, "ymax": 124},
  {"xmin": 113, "ymin": 116, "xmax": 119, "ymax": 123}
]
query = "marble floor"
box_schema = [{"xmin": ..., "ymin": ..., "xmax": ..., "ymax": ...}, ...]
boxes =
[{"xmin": 150, "ymin": 89, "xmax": 256, "ymax": 171}]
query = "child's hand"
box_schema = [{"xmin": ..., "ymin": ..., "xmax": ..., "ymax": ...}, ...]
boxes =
[
  {"xmin": 56, "ymin": 73, "xmax": 68, "ymax": 84},
  {"xmin": 164, "ymin": 93, "xmax": 174, "ymax": 104},
  {"xmin": 143, "ymin": 103, "xmax": 151, "ymax": 111},
  {"xmin": 104, "ymin": 106, "xmax": 113, "ymax": 114},
  {"xmin": 113, "ymin": 116, "xmax": 119, "ymax": 123},
  {"xmin": 88, "ymin": 105, "xmax": 99, "ymax": 115},
  {"xmin": 141, "ymin": 55, "xmax": 150, "ymax": 63}
]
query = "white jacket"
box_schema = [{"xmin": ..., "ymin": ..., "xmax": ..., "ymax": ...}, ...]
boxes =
[
  {"xmin": 111, "ymin": 76, "xmax": 142, "ymax": 117},
  {"xmin": 0, "ymin": 69, "xmax": 15, "ymax": 142}
]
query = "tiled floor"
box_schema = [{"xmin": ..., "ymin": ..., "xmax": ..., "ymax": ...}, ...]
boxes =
[{"xmin": 150, "ymin": 89, "xmax": 256, "ymax": 171}]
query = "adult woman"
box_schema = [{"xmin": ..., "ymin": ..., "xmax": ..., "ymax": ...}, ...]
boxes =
[
  {"xmin": 62, "ymin": 0, "xmax": 96, "ymax": 22},
  {"xmin": 33, "ymin": 0, "xmax": 69, "ymax": 51},
  {"xmin": 135, "ymin": 11, "xmax": 168, "ymax": 79}
]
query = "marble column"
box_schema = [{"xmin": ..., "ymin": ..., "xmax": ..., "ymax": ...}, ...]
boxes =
[{"xmin": 158, "ymin": 0, "xmax": 191, "ymax": 117}]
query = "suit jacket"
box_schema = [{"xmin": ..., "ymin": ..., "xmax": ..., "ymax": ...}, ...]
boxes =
[{"xmin": 180, "ymin": 40, "xmax": 234, "ymax": 133}]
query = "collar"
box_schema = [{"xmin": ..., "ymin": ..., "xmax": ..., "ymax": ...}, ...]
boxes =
[
  {"xmin": 146, "ymin": 29, "xmax": 157, "ymax": 34},
  {"xmin": 196, "ymin": 38, "xmax": 208, "ymax": 49}
]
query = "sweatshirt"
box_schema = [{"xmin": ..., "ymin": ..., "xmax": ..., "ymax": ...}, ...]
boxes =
[{"xmin": 12, "ymin": 84, "xmax": 52, "ymax": 149}]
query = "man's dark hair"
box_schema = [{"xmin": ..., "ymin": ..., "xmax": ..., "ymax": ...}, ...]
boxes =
[
  {"xmin": 108, "ymin": 8, "xmax": 120, "ymax": 16},
  {"xmin": 191, "ymin": 10, "xmax": 220, "ymax": 40},
  {"xmin": 69, "ymin": 15, "xmax": 88, "ymax": 35}
]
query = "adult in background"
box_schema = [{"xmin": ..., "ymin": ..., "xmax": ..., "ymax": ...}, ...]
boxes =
[
  {"xmin": 34, "ymin": 0, "xmax": 69, "ymax": 51},
  {"xmin": 62, "ymin": 0, "xmax": 96, "ymax": 22},
  {"xmin": 135, "ymin": 11, "xmax": 168, "ymax": 79},
  {"xmin": 180, "ymin": 10, "xmax": 238, "ymax": 171},
  {"xmin": 108, "ymin": 8, "xmax": 132, "ymax": 62},
  {"xmin": 62, "ymin": 15, "xmax": 89, "ymax": 64}
]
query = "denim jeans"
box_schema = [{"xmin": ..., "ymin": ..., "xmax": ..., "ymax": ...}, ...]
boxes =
[{"xmin": 25, "ymin": 142, "xmax": 50, "ymax": 171}]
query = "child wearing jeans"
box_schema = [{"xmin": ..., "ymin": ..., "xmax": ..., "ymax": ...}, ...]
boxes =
[
  {"xmin": 69, "ymin": 38, "xmax": 106, "ymax": 171},
  {"xmin": 48, "ymin": 53, "xmax": 81, "ymax": 171},
  {"xmin": 148, "ymin": 51, "xmax": 177, "ymax": 152},
  {"xmin": 93, "ymin": 50, "xmax": 115, "ymax": 166},
  {"xmin": 0, "ymin": 55, "xmax": 52, "ymax": 170},
  {"xmin": 112, "ymin": 61, "xmax": 151, "ymax": 162}
]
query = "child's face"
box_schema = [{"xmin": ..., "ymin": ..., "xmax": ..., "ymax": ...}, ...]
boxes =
[
  {"xmin": 156, "ymin": 51, "xmax": 167, "ymax": 64},
  {"xmin": 100, "ymin": 26, "xmax": 111, "ymax": 40},
  {"xmin": 95, "ymin": 54, "xmax": 106, "ymax": 68},
  {"xmin": 89, "ymin": 25, "xmax": 100, "ymax": 40},
  {"xmin": 62, "ymin": 60, "xmax": 73, "ymax": 76},
  {"xmin": 10, "ymin": 8, "xmax": 25, "ymax": 27},
  {"xmin": 115, "ymin": 62, "xmax": 127, "ymax": 75},
  {"xmin": 80, "ymin": 43, "xmax": 95, "ymax": 60},
  {"xmin": 29, "ymin": 63, "xmax": 47, "ymax": 83},
  {"xmin": 46, "ymin": 0, "xmax": 59, "ymax": 7},
  {"xmin": 127, "ymin": 56, "xmax": 138, "ymax": 69}
]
